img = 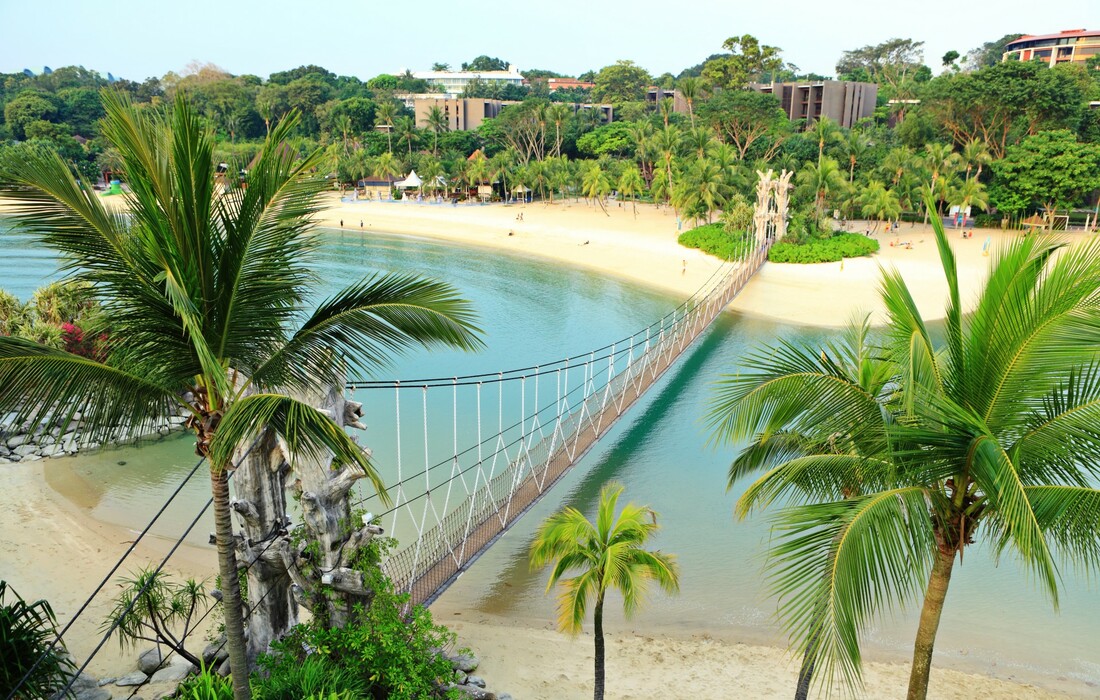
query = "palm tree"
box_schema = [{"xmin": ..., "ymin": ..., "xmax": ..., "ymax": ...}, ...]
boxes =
[
  {"xmin": 0, "ymin": 94, "xmax": 482, "ymax": 699},
  {"xmin": 795, "ymin": 156, "xmax": 845, "ymax": 220},
  {"xmin": 659, "ymin": 97, "xmax": 674, "ymax": 128},
  {"xmin": 375, "ymin": 100, "xmax": 397, "ymax": 154},
  {"xmin": 686, "ymin": 127, "xmax": 712, "ymax": 161},
  {"xmin": 224, "ymin": 114, "xmax": 240, "ymax": 143},
  {"xmin": 673, "ymin": 157, "xmax": 725, "ymax": 225},
  {"xmin": 548, "ymin": 104, "xmax": 571, "ymax": 158},
  {"xmin": 530, "ymin": 482, "xmax": 680, "ymax": 700},
  {"xmin": 581, "ymin": 162, "xmax": 612, "ymax": 215},
  {"xmin": 881, "ymin": 146, "xmax": 913, "ymax": 187},
  {"xmin": 809, "ymin": 116, "xmax": 841, "ymax": 169},
  {"xmin": 959, "ymin": 138, "xmax": 992, "ymax": 183},
  {"xmin": 332, "ymin": 114, "xmax": 353, "ymax": 155},
  {"xmin": 394, "ymin": 116, "xmax": 417, "ymax": 156},
  {"xmin": 709, "ymin": 207, "xmax": 1100, "ymax": 700},
  {"xmin": 859, "ymin": 181, "xmax": 901, "ymax": 232},
  {"xmin": 424, "ymin": 105, "xmax": 448, "ymax": 155},
  {"xmin": 653, "ymin": 126, "xmax": 681, "ymax": 210},
  {"xmin": 617, "ymin": 165, "xmax": 645, "ymax": 218},
  {"xmin": 678, "ymin": 77, "xmax": 701, "ymax": 128},
  {"xmin": 922, "ymin": 142, "xmax": 960, "ymax": 216},
  {"xmin": 838, "ymin": 130, "xmax": 871, "ymax": 183},
  {"xmin": 947, "ymin": 178, "xmax": 989, "ymax": 225}
]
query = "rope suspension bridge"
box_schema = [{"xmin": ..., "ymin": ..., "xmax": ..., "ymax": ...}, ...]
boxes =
[
  {"xmin": 348, "ymin": 240, "xmax": 771, "ymax": 608},
  {"xmin": 7, "ymin": 170, "xmax": 791, "ymax": 699}
]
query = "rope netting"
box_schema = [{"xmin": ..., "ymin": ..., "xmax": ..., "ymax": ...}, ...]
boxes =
[{"xmin": 352, "ymin": 243, "xmax": 771, "ymax": 607}]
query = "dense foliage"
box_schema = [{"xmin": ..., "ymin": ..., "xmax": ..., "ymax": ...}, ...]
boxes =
[
  {"xmin": 768, "ymin": 233, "xmax": 879, "ymax": 263},
  {"xmin": 0, "ymin": 280, "xmax": 105, "ymax": 357},
  {"xmin": 0, "ymin": 581, "xmax": 74, "ymax": 700},
  {"xmin": 678, "ymin": 223, "xmax": 755, "ymax": 260}
]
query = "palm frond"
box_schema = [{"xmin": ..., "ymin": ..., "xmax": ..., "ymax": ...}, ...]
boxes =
[
  {"xmin": 208, "ymin": 393, "xmax": 387, "ymax": 504},
  {"xmin": 1017, "ymin": 486, "xmax": 1100, "ymax": 575}
]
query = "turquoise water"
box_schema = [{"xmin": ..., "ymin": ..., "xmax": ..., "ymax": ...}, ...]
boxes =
[{"xmin": 3, "ymin": 219, "xmax": 1098, "ymax": 691}]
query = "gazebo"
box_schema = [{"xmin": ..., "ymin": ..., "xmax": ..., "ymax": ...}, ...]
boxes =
[{"xmin": 395, "ymin": 170, "xmax": 422, "ymax": 190}]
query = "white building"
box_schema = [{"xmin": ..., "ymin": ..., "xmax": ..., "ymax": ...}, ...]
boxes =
[{"xmin": 409, "ymin": 65, "xmax": 524, "ymax": 98}]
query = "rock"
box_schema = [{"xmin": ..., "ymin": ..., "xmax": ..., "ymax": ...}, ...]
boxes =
[
  {"xmin": 453, "ymin": 669, "xmax": 468, "ymax": 684},
  {"xmin": 499, "ymin": 695, "xmax": 514, "ymax": 700},
  {"xmin": 7, "ymin": 454, "xmax": 20, "ymax": 462},
  {"xmin": 114, "ymin": 671, "xmax": 148, "ymax": 687},
  {"xmin": 0, "ymin": 444, "xmax": 11, "ymax": 456},
  {"xmin": 14, "ymin": 444, "xmax": 39, "ymax": 457},
  {"xmin": 72, "ymin": 688, "xmax": 111, "ymax": 700},
  {"xmin": 150, "ymin": 660, "xmax": 193, "ymax": 683},
  {"xmin": 7, "ymin": 434, "xmax": 30, "ymax": 448},
  {"xmin": 40, "ymin": 443, "xmax": 66, "ymax": 457},
  {"xmin": 138, "ymin": 647, "xmax": 163, "ymax": 675},
  {"xmin": 216, "ymin": 658, "xmax": 231, "ymax": 677},
  {"xmin": 0, "ymin": 457, "xmax": 10, "ymax": 464},
  {"xmin": 202, "ymin": 641, "xmax": 228, "ymax": 666},
  {"xmin": 22, "ymin": 454, "xmax": 42, "ymax": 462},
  {"xmin": 448, "ymin": 651, "xmax": 479, "ymax": 673},
  {"xmin": 97, "ymin": 677, "xmax": 116, "ymax": 686},
  {"xmin": 467, "ymin": 675, "xmax": 487, "ymax": 688},
  {"xmin": 447, "ymin": 684, "xmax": 496, "ymax": 700}
]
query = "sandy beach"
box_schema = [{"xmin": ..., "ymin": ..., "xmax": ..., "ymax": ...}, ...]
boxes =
[{"xmin": 2, "ymin": 194, "xmax": 1095, "ymax": 697}]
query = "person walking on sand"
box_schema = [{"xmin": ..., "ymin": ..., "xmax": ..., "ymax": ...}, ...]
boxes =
[
  {"xmin": 360, "ymin": 220, "xmax": 363, "ymax": 229},
  {"xmin": 682, "ymin": 259, "xmax": 687, "ymax": 275},
  {"xmin": 340, "ymin": 219, "xmax": 344, "ymax": 228}
]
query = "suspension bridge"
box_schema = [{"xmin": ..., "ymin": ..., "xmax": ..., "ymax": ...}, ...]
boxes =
[
  {"xmin": 347, "ymin": 239, "xmax": 771, "ymax": 608},
  {"xmin": 7, "ymin": 171, "xmax": 791, "ymax": 699}
]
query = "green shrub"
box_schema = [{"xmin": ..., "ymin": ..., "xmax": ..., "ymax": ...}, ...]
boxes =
[
  {"xmin": 678, "ymin": 223, "xmax": 756, "ymax": 261},
  {"xmin": 264, "ymin": 567, "xmax": 459, "ymax": 700},
  {"xmin": 0, "ymin": 581, "xmax": 75, "ymax": 700},
  {"xmin": 768, "ymin": 233, "xmax": 880, "ymax": 264},
  {"xmin": 175, "ymin": 666, "xmax": 233, "ymax": 700},
  {"xmin": 252, "ymin": 655, "xmax": 366, "ymax": 700}
]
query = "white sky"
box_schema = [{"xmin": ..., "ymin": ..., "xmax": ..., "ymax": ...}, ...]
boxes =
[{"xmin": 0, "ymin": 0, "xmax": 1095, "ymax": 82}]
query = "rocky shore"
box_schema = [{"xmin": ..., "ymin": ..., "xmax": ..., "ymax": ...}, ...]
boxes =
[{"xmin": 0, "ymin": 412, "xmax": 189, "ymax": 464}]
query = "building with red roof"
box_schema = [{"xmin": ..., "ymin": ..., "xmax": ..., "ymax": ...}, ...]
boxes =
[{"xmin": 1003, "ymin": 29, "xmax": 1100, "ymax": 67}]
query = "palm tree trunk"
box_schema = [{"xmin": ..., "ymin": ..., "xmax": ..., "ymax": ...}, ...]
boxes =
[
  {"xmin": 593, "ymin": 595, "xmax": 605, "ymax": 700},
  {"xmin": 906, "ymin": 546, "xmax": 956, "ymax": 700},
  {"xmin": 211, "ymin": 468, "xmax": 253, "ymax": 700}
]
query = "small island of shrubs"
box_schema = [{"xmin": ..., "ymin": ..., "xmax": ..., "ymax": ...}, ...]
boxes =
[{"xmin": 678, "ymin": 212, "xmax": 880, "ymax": 265}]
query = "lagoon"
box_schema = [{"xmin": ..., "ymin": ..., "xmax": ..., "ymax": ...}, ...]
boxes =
[{"xmin": 1, "ymin": 219, "xmax": 1098, "ymax": 691}]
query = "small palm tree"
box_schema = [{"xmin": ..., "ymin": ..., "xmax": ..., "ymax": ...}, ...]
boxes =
[
  {"xmin": 809, "ymin": 116, "xmax": 841, "ymax": 168},
  {"xmin": 947, "ymin": 178, "xmax": 989, "ymax": 225},
  {"xmin": 424, "ymin": 105, "xmax": 448, "ymax": 155},
  {"xmin": 617, "ymin": 165, "xmax": 645, "ymax": 217},
  {"xmin": 530, "ymin": 483, "xmax": 680, "ymax": 700},
  {"xmin": 859, "ymin": 181, "xmax": 901, "ymax": 232},
  {"xmin": 796, "ymin": 156, "xmax": 846, "ymax": 220},
  {"xmin": 960, "ymin": 138, "xmax": 992, "ymax": 183},
  {"xmin": 839, "ymin": 130, "xmax": 872, "ymax": 183},
  {"xmin": 375, "ymin": 100, "xmax": 397, "ymax": 154},
  {"xmin": 581, "ymin": 162, "xmax": 612, "ymax": 215},
  {"xmin": 678, "ymin": 77, "xmax": 702, "ymax": 128}
]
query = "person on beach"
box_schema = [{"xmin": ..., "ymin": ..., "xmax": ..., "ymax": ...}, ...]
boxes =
[
  {"xmin": 359, "ymin": 220, "xmax": 363, "ymax": 229},
  {"xmin": 340, "ymin": 219, "xmax": 344, "ymax": 228}
]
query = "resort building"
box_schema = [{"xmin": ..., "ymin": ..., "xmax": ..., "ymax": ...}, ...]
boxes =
[
  {"xmin": 409, "ymin": 65, "xmax": 525, "ymax": 98},
  {"xmin": 411, "ymin": 97, "xmax": 511, "ymax": 131},
  {"xmin": 408, "ymin": 96, "xmax": 614, "ymax": 131},
  {"xmin": 544, "ymin": 78, "xmax": 595, "ymax": 92},
  {"xmin": 1002, "ymin": 29, "xmax": 1100, "ymax": 67},
  {"xmin": 749, "ymin": 80, "xmax": 877, "ymax": 129},
  {"xmin": 646, "ymin": 88, "xmax": 690, "ymax": 114}
]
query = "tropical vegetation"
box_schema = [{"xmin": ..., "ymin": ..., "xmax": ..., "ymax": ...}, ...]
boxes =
[
  {"xmin": 529, "ymin": 482, "xmax": 680, "ymax": 700},
  {"xmin": 0, "ymin": 92, "xmax": 481, "ymax": 699},
  {"xmin": 708, "ymin": 208, "xmax": 1100, "ymax": 699},
  {"xmin": 0, "ymin": 581, "xmax": 74, "ymax": 700}
]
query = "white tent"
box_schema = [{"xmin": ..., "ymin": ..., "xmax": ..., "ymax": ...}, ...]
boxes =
[{"xmin": 395, "ymin": 170, "xmax": 422, "ymax": 189}]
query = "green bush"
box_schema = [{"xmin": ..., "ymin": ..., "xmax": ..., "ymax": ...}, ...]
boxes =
[
  {"xmin": 768, "ymin": 233, "xmax": 880, "ymax": 264},
  {"xmin": 678, "ymin": 223, "xmax": 756, "ymax": 261},
  {"xmin": 264, "ymin": 567, "xmax": 459, "ymax": 700},
  {"xmin": 174, "ymin": 666, "xmax": 234, "ymax": 700},
  {"xmin": 0, "ymin": 581, "xmax": 75, "ymax": 700},
  {"xmin": 252, "ymin": 655, "xmax": 365, "ymax": 700}
]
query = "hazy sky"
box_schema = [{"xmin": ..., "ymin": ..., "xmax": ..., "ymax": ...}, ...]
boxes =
[{"xmin": 0, "ymin": 0, "xmax": 1095, "ymax": 82}]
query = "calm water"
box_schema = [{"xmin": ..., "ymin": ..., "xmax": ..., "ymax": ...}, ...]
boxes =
[{"xmin": 2, "ymin": 218, "xmax": 1098, "ymax": 690}]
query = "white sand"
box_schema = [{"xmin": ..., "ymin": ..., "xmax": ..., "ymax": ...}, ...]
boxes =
[{"xmin": 1, "ymin": 194, "xmax": 1094, "ymax": 696}]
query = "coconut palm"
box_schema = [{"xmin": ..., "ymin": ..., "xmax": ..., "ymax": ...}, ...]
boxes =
[
  {"xmin": 881, "ymin": 146, "xmax": 914, "ymax": 187},
  {"xmin": 0, "ymin": 93, "xmax": 482, "ymax": 700},
  {"xmin": 678, "ymin": 77, "xmax": 701, "ymax": 128},
  {"xmin": 709, "ymin": 206, "xmax": 1100, "ymax": 700},
  {"xmin": 809, "ymin": 116, "xmax": 841, "ymax": 168},
  {"xmin": 795, "ymin": 156, "xmax": 845, "ymax": 219},
  {"xmin": 581, "ymin": 162, "xmax": 612, "ymax": 215},
  {"xmin": 673, "ymin": 157, "xmax": 725, "ymax": 225},
  {"xmin": 394, "ymin": 116, "xmax": 417, "ymax": 156},
  {"xmin": 375, "ymin": 100, "xmax": 397, "ymax": 154},
  {"xmin": 947, "ymin": 178, "xmax": 989, "ymax": 224},
  {"xmin": 686, "ymin": 127, "xmax": 713, "ymax": 161},
  {"xmin": 960, "ymin": 138, "xmax": 992, "ymax": 183},
  {"xmin": 838, "ymin": 130, "xmax": 872, "ymax": 183},
  {"xmin": 424, "ymin": 105, "xmax": 448, "ymax": 155},
  {"xmin": 618, "ymin": 165, "xmax": 645, "ymax": 218},
  {"xmin": 859, "ymin": 181, "xmax": 901, "ymax": 232},
  {"xmin": 652, "ymin": 126, "xmax": 681, "ymax": 209},
  {"xmin": 530, "ymin": 482, "xmax": 680, "ymax": 700},
  {"xmin": 922, "ymin": 142, "xmax": 960, "ymax": 216},
  {"xmin": 548, "ymin": 104, "xmax": 571, "ymax": 158},
  {"xmin": 331, "ymin": 114, "xmax": 353, "ymax": 155}
]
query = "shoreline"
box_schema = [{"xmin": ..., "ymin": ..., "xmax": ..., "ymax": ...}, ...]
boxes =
[{"xmin": 2, "ymin": 197, "xmax": 1097, "ymax": 695}]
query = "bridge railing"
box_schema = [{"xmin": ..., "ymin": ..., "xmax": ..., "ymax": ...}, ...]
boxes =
[{"xmin": 355, "ymin": 242, "xmax": 771, "ymax": 607}]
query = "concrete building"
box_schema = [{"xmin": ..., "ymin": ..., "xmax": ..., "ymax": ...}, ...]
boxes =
[
  {"xmin": 411, "ymin": 97, "xmax": 511, "ymax": 131},
  {"xmin": 410, "ymin": 65, "xmax": 524, "ymax": 98},
  {"xmin": 645, "ymin": 88, "xmax": 690, "ymax": 114},
  {"xmin": 750, "ymin": 80, "xmax": 877, "ymax": 128},
  {"xmin": 1002, "ymin": 29, "xmax": 1100, "ymax": 67}
]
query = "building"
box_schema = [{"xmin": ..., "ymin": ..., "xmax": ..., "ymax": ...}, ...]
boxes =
[
  {"xmin": 545, "ymin": 78, "xmax": 595, "ymax": 92},
  {"xmin": 411, "ymin": 97, "xmax": 511, "ymax": 131},
  {"xmin": 410, "ymin": 65, "xmax": 524, "ymax": 98},
  {"xmin": 1002, "ymin": 29, "xmax": 1100, "ymax": 67},
  {"xmin": 408, "ymin": 95, "xmax": 614, "ymax": 131},
  {"xmin": 750, "ymin": 80, "xmax": 877, "ymax": 129},
  {"xmin": 645, "ymin": 88, "xmax": 690, "ymax": 114}
]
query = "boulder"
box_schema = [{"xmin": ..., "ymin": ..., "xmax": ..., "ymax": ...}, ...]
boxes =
[
  {"xmin": 467, "ymin": 675, "xmax": 487, "ymax": 688},
  {"xmin": 447, "ymin": 651, "xmax": 480, "ymax": 673},
  {"xmin": 7, "ymin": 434, "xmax": 30, "ymax": 449},
  {"xmin": 447, "ymin": 684, "xmax": 496, "ymax": 700},
  {"xmin": 453, "ymin": 669, "xmax": 468, "ymax": 684},
  {"xmin": 150, "ymin": 660, "xmax": 193, "ymax": 683},
  {"xmin": 202, "ymin": 641, "xmax": 228, "ymax": 666},
  {"xmin": 114, "ymin": 671, "xmax": 148, "ymax": 687},
  {"xmin": 138, "ymin": 647, "xmax": 163, "ymax": 675},
  {"xmin": 40, "ymin": 444, "xmax": 66, "ymax": 457},
  {"xmin": 499, "ymin": 695, "xmax": 514, "ymax": 700},
  {"xmin": 22, "ymin": 454, "xmax": 42, "ymax": 462},
  {"xmin": 13, "ymin": 444, "xmax": 39, "ymax": 457}
]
